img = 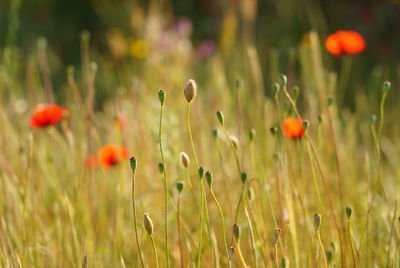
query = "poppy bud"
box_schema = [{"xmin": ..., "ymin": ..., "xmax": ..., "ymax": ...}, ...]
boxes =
[
  {"xmin": 233, "ymin": 224, "xmax": 240, "ymax": 242},
  {"xmin": 212, "ymin": 129, "xmax": 218, "ymax": 139},
  {"xmin": 281, "ymin": 256, "xmax": 290, "ymax": 268},
  {"xmin": 249, "ymin": 128, "xmax": 256, "ymax": 142},
  {"xmin": 272, "ymin": 83, "xmax": 280, "ymax": 95},
  {"xmin": 314, "ymin": 213, "xmax": 321, "ymax": 230},
  {"xmin": 229, "ymin": 246, "xmax": 235, "ymax": 260},
  {"xmin": 180, "ymin": 152, "xmax": 190, "ymax": 168},
  {"xmin": 130, "ymin": 157, "xmax": 137, "ymax": 172},
  {"xmin": 198, "ymin": 166, "xmax": 204, "ymax": 179},
  {"xmin": 327, "ymin": 96, "xmax": 334, "ymax": 106},
  {"xmin": 274, "ymin": 228, "xmax": 282, "ymax": 245},
  {"xmin": 229, "ymin": 135, "xmax": 239, "ymax": 150},
  {"xmin": 302, "ymin": 120, "xmax": 309, "ymax": 131},
  {"xmin": 382, "ymin": 81, "xmax": 391, "ymax": 93},
  {"xmin": 158, "ymin": 162, "xmax": 164, "ymax": 173},
  {"xmin": 292, "ymin": 86, "xmax": 300, "ymax": 100},
  {"xmin": 270, "ymin": 127, "xmax": 278, "ymax": 135},
  {"xmin": 280, "ymin": 74, "xmax": 287, "ymax": 88},
  {"xmin": 184, "ymin": 79, "xmax": 197, "ymax": 102},
  {"xmin": 176, "ymin": 181, "xmax": 185, "ymax": 193},
  {"xmin": 318, "ymin": 115, "xmax": 323, "ymax": 124},
  {"xmin": 205, "ymin": 171, "xmax": 213, "ymax": 187},
  {"xmin": 236, "ymin": 79, "xmax": 242, "ymax": 89},
  {"xmin": 158, "ymin": 89, "xmax": 166, "ymax": 105},
  {"xmin": 345, "ymin": 206, "xmax": 352, "ymax": 219},
  {"xmin": 326, "ymin": 249, "xmax": 333, "ymax": 263},
  {"xmin": 216, "ymin": 111, "xmax": 224, "ymax": 126},
  {"xmin": 273, "ymin": 152, "xmax": 280, "ymax": 162},
  {"xmin": 369, "ymin": 114, "xmax": 377, "ymax": 124},
  {"xmin": 240, "ymin": 172, "xmax": 247, "ymax": 183},
  {"xmin": 143, "ymin": 213, "xmax": 153, "ymax": 235}
]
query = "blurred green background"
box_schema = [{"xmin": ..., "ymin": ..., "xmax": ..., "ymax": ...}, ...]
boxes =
[{"xmin": 1, "ymin": 0, "xmax": 399, "ymax": 108}]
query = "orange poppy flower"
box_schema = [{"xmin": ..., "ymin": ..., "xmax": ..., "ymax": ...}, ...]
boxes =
[
  {"xmin": 325, "ymin": 31, "xmax": 366, "ymax": 57},
  {"xmin": 99, "ymin": 144, "xmax": 129, "ymax": 168},
  {"xmin": 30, "ymin": 104, "xmax": 69, "ymax": 128},
  {"xmin": 84, "ymin": 155, "xmax": 98, "ymax": 169},
  {"xmin": 284, "ymin": 118, "xmax": 305, "ymax": 139}
]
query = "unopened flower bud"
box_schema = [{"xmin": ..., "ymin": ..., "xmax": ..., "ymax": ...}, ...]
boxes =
[
  {"xmin": 176, "ymin": 181, "xmax": 184, "ymax": 193},
  {"xmin": 198, "ymin": 167, "xmax": 204, "ymax": 179},
  {"xmin": 280, "ymin": 74, "xmax": 287, "ymax": 88},
  {"xmin": 216, "ymin": 111, "xmax": 224, "ymax": 125},
  {"xmin": 236, "ymin": 79, "xmax": 242, "ymax": 89},
  {"xmin": 382, "ymin": 81, "xmax": 391, "ymax": 93},
  {"xmin": 270, "ymin": 127, "xmax": 278, "ymax": 135},
  {"xmin": 302, "ymin": 120, "xmax": 309, "ymax": 131},
  {"xmin": 314, "ymin": 213, "xmax": 321, "ymax": 230},
  {"xmin": 184, "ymin": 79, "xmax": 197, "ymax": 102},
  {"xmin": 130, "ymin": 157, "xmax": 137, "ymax": 172},
  {"xmin": 281, "ymin": 256, "xmax": 290, "ymax": 268},
  {"xmin": 240, "ymin": 172, "xmax": 247, "ymax": 183},
  {"xmin": 345, "ymin": 206, "xmax": 352, "ymax": 219},
  {"xmin": 158, "ymin": 89, "xmax": 166, "ymax": 105},
  {"xmin": 369, "ymin": 114, "xmax": 377, "ymax": 124},
  {"xmin": 292, "ymin": 86, "xmax": 299, "ymax": 100},
  {"xmin": 212, "ymin": 129, "xmax": 218, "ymax": 139},
  {"xmin": 272, "ymin": 83, "xmax": 280, "ymax": 95},
  {"xmin": 229, "ymin": 135, "xmax": 239, "ymax": 150},
  {"xmin": 249, "ymin": 128, "xmax": 256, "ymax": 142},
  {"xmin": 180, "ymin": 152, "xmax": 190, "ymax": 168},
  {"xmin": 327, "ymin": 96, "xmax": 334, "ymax": 106},
  {"xmin": 233, "ymin": 224, "xmax": 240, "ymax": 242},
  {"xmin": 158, "ymin": 162, "xmax": 164, "ymax": 173},
  {"xmin": 205, "ymin": 171, "xmax": 213, "ymax": 187},
  {"xmin": 318, "ymin": 115, "xmax": 323, "ymax": 124},
  {"xmin": 143, "ymin": 213, "xmax": 153, "ymax": 235}
]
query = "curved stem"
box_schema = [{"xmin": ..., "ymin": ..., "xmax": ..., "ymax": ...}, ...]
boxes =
[
  {"xmin": 210, "ymin": 187, "xmax": 231, "ymax": 268},
  {"xmin": 317, "ymin": 230, "xmax": 328, "ymax": 268},
  {"xmin": 234, "ymin": 240, "xmax": 248, "ymax": 268},
  {"xmin": 132, "ymin": 170, "xmax": 145, "ymax": 267},
  {"xmin": 159, "ymin": 103, "xmax": 170, "ymax": 267}
]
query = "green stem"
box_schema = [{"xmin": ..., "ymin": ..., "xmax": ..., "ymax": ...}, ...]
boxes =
[
  {"xmin": 348, "ymin": 220, "xmax": 357, "ymax": 267},
  {"xmin": 159, "ymin": 103, "xmax": 170, "ymax": 267},
  {"xmin": 210, "ymin": 187, "xmax": 231, "ymax": 268},
  {"xmin": 177, "ymin": 194, "xmax": 184, "ymax": 268},
  {"xmin": 132, "ymin": 170, "xmax": 145, "ymax": 267},
  {"xmin": 150, "ymin": 235, "xmax": 159, "ymax": 268},
  {"xmin": 317, "ymin": 230, "xmax": 328, "ymax": 268}
]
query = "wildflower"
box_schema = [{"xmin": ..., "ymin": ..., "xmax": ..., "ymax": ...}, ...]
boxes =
[
  {"xmin": 283, "ymin": 118, "xmax": 305, "ymax": 139},
  {"xmin": 84, "ymin": 155, "xmax": 98, "ymax": 169},
  {"xmin": 99, "ymin": 144, "xmax": 129, "ymax": 168},
  {"xmin": 129, "ymin": 39, "xmax": 149, "ymax": 59},
  {"xmin": 325, "ymin": 31, "xmax": 366, "ymax": 57},
  {"xmin": 29, "ymin": 104, "xmax": 69, "ymax": 128},
  {"xmin": 184, "ymin": 79, "xmax": 197, "ymax": 102},
  {"xmin": 195, "ymin": 40, "xmax": 216, "ymax": 59}
]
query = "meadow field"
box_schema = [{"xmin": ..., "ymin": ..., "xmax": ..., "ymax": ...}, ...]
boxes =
[{"xmin": 0, "ymin": 0, "xmax": 399, "ymax": 267}]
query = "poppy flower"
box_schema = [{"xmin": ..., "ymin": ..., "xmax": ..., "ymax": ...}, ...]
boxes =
[
  {"xmin": 84, "ymin": 155, "xmax": 98, "ymax": 169},
  {"xmin": 99, "ymin": 144, "xmax": 129, "ymax": 168},
  {"xmin": 284, "ymin": 118, "xmax": 305, "ymax": 139},
  {"xmin": 30, "ymin": 104, "xmax": 69, "ymax": 128},
  {"xmin": 325, "ymin": 31, "xmax": 366, "ymax": 57}
]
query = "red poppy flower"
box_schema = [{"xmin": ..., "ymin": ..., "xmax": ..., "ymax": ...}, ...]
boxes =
[
  {"xmin": 30, "ymin": 104, "xmax": 69, "ymax": 128},
  {"xmin": 325, "ymin": 31, "xmax": 366, "ymax": 57},
  {"xmin": 99, "ymin": 144, "xmax": 129, "ymax": 168},
  {"xmin": 84, "ymin": 155, "xmax": 98, "ymax": 169},
  {"xmin": 284, "ymin": 118, "xmax": 305, "ymax": 139}
]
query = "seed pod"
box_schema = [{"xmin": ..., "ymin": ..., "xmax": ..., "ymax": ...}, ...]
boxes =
[
  {"xmin": 180, "ymin": 152, "xmax": 190, "ymax": 168},
  {"xmin": 158, "ymin": 89, "xmax": 166, "ymax": 105},
  {"xmin": 184, "ymin": 79, "xmax": 197, "ymax": 102},
  {"xmin": 130, "ymin": 157, "xmax": 137, "ymax": 172},
  {"xmin": 314, "ymin": 213, "xmax": 321, "ymax": 230},
  {"xmin": 143, "ymin": 213, "xmax": 153, "ymax": 235}
]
